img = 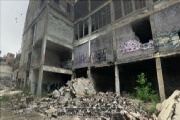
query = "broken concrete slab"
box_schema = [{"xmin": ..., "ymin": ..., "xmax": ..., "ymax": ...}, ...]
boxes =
[{"xmin": 157, "ymin": 90, "xmax": 180, "ymax": 120}]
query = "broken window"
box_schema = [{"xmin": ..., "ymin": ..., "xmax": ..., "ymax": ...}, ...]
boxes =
[
  {"xmin": 131, "ymin": 17, "xmax": 153, "ymax": 44},
  {"xmin": 123, "ymin": 0, "xmax": 133, "ymax": 15},
  {"xmin": 54, "ymin": 0, "xmax": 59, "ymax": 5},
  {"xmin": 79, "ymin": 22, "xmax": 83, "ymax": 38},
  {"xmin": 84, "ymin": 19, "xmax": 89, "ymax": 36},
  {"xmin": 67, "ymin": 2, "xmax": 71, "ymax": 13},
  {"xmin": 114, "ymin": 0, "xmax": 123, "ymax": 20},
  {"xmin": 91, "ymin": 0, "xmax": 108, "ymax": 11},
  {"xmin": 134, "ymin": 0, "xmax": 146, "ymax": 10},
  {"xmin": 74, "ymin": 1, "xmax": 88, "ymax": 20},
  {"xmin": 75, "ymin": 24, "xmax": 79, "ymax": 40},
  {"xmin": 31, "ymin": 24, "xmax": 36, "ymax": 46},
  {"xmin": 91, "ymin": 4, "xmax": 111, "ymax": 32}
]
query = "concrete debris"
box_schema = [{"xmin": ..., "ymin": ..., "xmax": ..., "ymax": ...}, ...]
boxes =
[
  {"xmin": 10, "ymin": 78, "xmax": 154, "ymax": 119},
  {"xmin": 0, "ymin": 83, "xmax": 22, "ymax": 96},
  {"xmin": 157, "ymin": 90, "xmax": 180, "ymax": 120}
]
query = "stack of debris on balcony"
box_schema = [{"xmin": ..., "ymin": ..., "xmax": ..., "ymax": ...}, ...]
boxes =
[{"xmin": 10, "ymin": 77, "xmax": 157, "ymax": 120}]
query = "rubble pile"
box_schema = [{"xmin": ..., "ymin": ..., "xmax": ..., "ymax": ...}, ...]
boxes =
[
  {"xmin": 156, "ymin": 90, "xmax": 180, "ymax": 120},
  {"xmin": 11, "ymin": 78, "xmax": 154, "ymax": 120},
  {"xmin": 0, "ymin": 83, "xmax": 22, "ymax": 96}
]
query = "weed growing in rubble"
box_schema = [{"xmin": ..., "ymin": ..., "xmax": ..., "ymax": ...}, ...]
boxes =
[
  {"xmin": 23, "ymin": 84, "xmax": 31, "ymax": 96},
  {"xmin": 2, "ymin": 94, "xmax": 10, "ymax": 102},
  {"xmin": 135, "ymin": 73, "xmax": 159, "ymax": 103}
]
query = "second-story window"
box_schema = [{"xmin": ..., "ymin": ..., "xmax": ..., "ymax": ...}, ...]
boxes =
[
  {"xmin": 67, "ymin": 2, "xmax": 71, "ymax": 13},
  {"xmin": 135, "ymin": 0, "xmax": 146, "ymax": 10},
  {"xmin": 91, "ymin": 4, "xmax": 111, "ymax": 32},
  {"xmin": 123, "ymin": 0, "xmax": 133, "ymax": 15},
  {"xmin": 114, "ymin": 0, "xmax": 123, "ymax": 20},
  {"xmin": 31, "ymin": 24, "xmax": 36, "ymax": 46}
]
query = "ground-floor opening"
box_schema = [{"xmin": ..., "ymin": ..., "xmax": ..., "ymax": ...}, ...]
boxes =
[
  {"xmin": 42, "ymin": 71, "xmax": 71, "ymax": 94},
  {"xmin": 161, "ymin": 55, "xmax": 180, "ymax": 97},
  {"xmin": 119, "ymin": 59, "xmax": 158, "ymax": 95},
  {"xmin": 74, "ymin": 68, "xmax": 88, "ymax": 78},
  {"xmin": 91, "ymin": 66, "xmax": 115, "ymax": 92}
]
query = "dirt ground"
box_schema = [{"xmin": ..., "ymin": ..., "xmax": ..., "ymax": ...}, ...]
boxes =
[{"xmin": 1, "ymin": 109, "xmax": 44, "ymax": 120}]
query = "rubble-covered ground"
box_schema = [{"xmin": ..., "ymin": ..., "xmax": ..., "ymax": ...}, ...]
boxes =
[{"xmin": 1, "ymin": 78, "xmax": 180, "ymax": 120}]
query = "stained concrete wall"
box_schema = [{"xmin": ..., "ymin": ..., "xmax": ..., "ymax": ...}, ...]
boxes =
[
  {"xmin": 74, "ymin": 42, "xmax": 89, "ymax": 69},
  {"xmin": 90, "ymin": 32, "xmax": 114, "ymax": 65},
  {"xmin": 35, "ymin": 12, "xmax": 46, "ymax": 43},
  {"xmin": 116, "ymin": 25, "xmax": 154, "ymax": 63},
  {"xmin": 31, "ymin": 45, "xmax": 41, "ymax": 68},
  {"xmin": 24, "ymin": 0, "xmax": 46, "ymax": 33},
  {"xmin": 44, "ymin": 50, "xmax": 61, "ymax": 67},
  {"xmin": 47, "ymin": 13, "xmax": 74, "ymax": 44},
  {"xmin": 153, "ymin": 3, "xmax": 180, "ymax": 52},
  {"xmin": 48, "ymin": 0, "xmax": 74, "ymax": 21}
]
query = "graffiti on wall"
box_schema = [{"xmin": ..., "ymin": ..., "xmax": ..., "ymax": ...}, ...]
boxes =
[
  {"xmin": 118, "ymin": 39, "xmax": 154, "ymax": 54},
  {"xmin": 156, "ymin": 30, "xmax": 180, "ymax": 49},
  {"xmin": 75, "ymin": 53, "xmax": 88, "ymax": 65},
  {"xmin": 91, "ymin": 48, "xmax": 107, "ymax": 63}
]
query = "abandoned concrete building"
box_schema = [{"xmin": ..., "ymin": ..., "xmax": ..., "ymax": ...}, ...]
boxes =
[{"xmin": 18, "ymin": 0, "xmax": 180, "ymax": 101}]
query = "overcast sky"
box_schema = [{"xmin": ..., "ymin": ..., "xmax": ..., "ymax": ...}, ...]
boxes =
[{"xmin": 0, "ymin": 0, "xmax": 29, "ymax": 57}]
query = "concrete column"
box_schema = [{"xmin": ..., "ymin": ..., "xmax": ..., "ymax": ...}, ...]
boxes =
[
  {"xmin": 37, "ymin": 36, "xmax": 47, "ymax": 95},
  {"xmin": 37, "ymin": 66, "xmax": 43, "ymax": 95},
  {"xmin": 87, "ymin": 68, "xmax": 93, "ymax": 81},
  {"xmin": 88, "ymin": 0, "xmax": 92, "ymax": 35},
  {"xmin": 156, "ymin": 57, "xmax": 165, "ymax": 101},
  {"xmin": 121, "ymin": 0, "xmax": 125, "ymax": 17},
  {"xmin": 132, "ymin": 0, "xmax": 136, "ymax": 12},
  {"xmin": 115, "ymin": 65, "xmax": 120, "ymax": 95},
  {"xmin": 110, "ymin": 0, "xmax": 115, "ymax": 22}
]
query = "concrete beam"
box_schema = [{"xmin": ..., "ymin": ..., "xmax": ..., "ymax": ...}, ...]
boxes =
[
  {"xmin": 155, "ymin": 57, "xmax": 166, "ymax": 101},
  {"xmin": 47, "ymin": 35, "xmax": 73, "ymax": 49},
  {"xmin": 43, "ymin": 65, "xmax": 73, "ymax": 75},
  {"xmin": 115, "ymin": 65, "xmax": 120, "ymax": 95}
]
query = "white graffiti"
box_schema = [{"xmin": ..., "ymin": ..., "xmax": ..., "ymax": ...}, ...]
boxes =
[{"xmin": 118, "ymin": 39, "xmax": 154, "ymax": 54}]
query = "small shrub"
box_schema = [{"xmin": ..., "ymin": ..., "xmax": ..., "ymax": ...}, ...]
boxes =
[
  {"xmin": 135, "ymin": 73, "xmax": 159, "ymax": 103},
  {"xmin": 2, "ymin": 94, "xmax": 10, "ymax": 102}
]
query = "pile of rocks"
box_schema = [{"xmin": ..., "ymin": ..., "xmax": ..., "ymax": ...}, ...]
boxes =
[
  {"xmin": 156, "ymin": 90, "xmax": 180, "ymax": 120},
  {"xmin": 11, "ymin": 78, "xmax": 155, "ymax": 120}
]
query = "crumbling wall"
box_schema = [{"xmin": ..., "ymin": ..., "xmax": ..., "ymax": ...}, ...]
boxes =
[
  {"xmin": 90, "ymin": 32, "xmax": 114, "ymax": 65},
  {"xmin": 153, "ymin": 3, "xmax": 180, "ymax": 52},
  {"xmin": 116, "ymin": 25, "xmax": 154, "ymax": 63},
  {"xmin": 47, "ymin": 13, "xmax": 74, "ymax": 44},
  {"xmin": 74, "ymin": 42, "xmax": 89, "ymax": 69}
]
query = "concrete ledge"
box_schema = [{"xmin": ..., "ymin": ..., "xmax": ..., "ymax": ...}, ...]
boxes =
[{"xmin": 43, "ymin": 65, "xmax": 72, "ymax": 75}]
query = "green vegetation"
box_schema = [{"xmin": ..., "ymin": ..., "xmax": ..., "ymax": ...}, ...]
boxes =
[
  {"xmin": 23, "ymin": 84, "xmax": 31, "ymax": 96},
  {"xmin": 135, "ymin": 73, "xmax": 159, "ymax": 103},
  {"xmin": 2, "ymin": 94, "xmax": 10, "ymax": 102}
]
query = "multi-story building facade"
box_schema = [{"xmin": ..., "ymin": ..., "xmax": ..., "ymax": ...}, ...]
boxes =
[{"xmin": 19, "ymin": 0, "xmax": 180, "ymax": 101}]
